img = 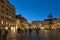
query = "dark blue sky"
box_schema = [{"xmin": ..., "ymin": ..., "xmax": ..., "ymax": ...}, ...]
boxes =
[{"xmin": 9, "ymin": 0, "xmax": 60, "ymax": 23}]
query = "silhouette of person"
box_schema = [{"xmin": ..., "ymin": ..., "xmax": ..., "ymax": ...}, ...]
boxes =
[
  {"xmin": 2, "ymin": 29, "xmax": 8, "ymax": 40},
  {"xmin": 0, "ymin": 28, "xmax": 2, "ymax": 40},
  {"xmin": 36, "ymin": 28, "xmax": 39, "ymax": 35},
  {"xmin": 17, "ymin": 27, "xmax": 21, "ymax": 33},
  {"xmin": 25, "ymin": 28, "xmax": 27, "ymax": 33},
  {"xmin": 29, "ymin": 29, "xmax": 32, "ymax": 35}
]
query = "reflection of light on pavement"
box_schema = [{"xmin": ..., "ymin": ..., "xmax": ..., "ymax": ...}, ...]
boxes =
[
  {"xmin": 11, "ymin": 27, "xmax": 16, "ymax": 34},
  {"xmin": 11, "ymin": 27, "xmax": 16, "ymax": 38},
  {"xmin": 44, "ymin": 30, "xmax": 49, "ymax": 39},
  {"xmin": 11, "ymin": 27, "xmax": 14, "ymax": 31},
  {"xmin": 14, "ymin": 27, "xmax": 16, "ymax": 33},
  {"xmin": 45, "ymin": 30, "xmax": 49, "ymax": 32}
]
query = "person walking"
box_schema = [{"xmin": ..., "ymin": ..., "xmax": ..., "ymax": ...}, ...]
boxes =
[
  {"xmin": 29, "ymin": 28, "xmax": 32, "ymax": 35},
  {"xmin": 36, "ymin": 27, "xmax": 39, "ymax": 35},
  {"xmin": 17, "ymin": 27, "xmax": 21, "ymax": 33}
]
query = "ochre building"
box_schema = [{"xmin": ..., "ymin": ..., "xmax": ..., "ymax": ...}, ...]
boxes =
[{"xmin": 0, "ymin": 0, "xmax": 16, "ymax": 30}]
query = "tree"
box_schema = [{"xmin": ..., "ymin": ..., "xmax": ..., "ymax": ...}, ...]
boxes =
[
  {"xmin": 47, "ymin": 14, "xmax": 53, "ymax": 19},
  {"xmin": 19, "ymin": 14, "xmax": 22, "ymax": 17},
  {"xmin": 48, "ymin": 14, "xmax": 54, "ymax": 29}
]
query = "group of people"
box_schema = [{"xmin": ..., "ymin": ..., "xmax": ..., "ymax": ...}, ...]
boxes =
[
  {"xmin": 17, "ymin": 27, "xmax": 23, "ymax": 34},
  {"xmin": 17, "ymin": 27, "xmax": 40, "ymax": 35},
  {"xmin": 0, "ymin": 28, "xmax": 8, "ymax": 40},
  {"xmin": 28, "ymin": 28, "xmax": 40, "ymax": 34}
]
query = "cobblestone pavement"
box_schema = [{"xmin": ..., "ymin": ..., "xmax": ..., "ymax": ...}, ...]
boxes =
[{"xmin": 6, "ymin": 30, "xmax": 60, "ymax": 40}]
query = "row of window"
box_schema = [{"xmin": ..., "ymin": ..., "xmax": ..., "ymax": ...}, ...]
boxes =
[
  {"xmin": 0, "ymin": 15, "xmax": 15, "ymax": 23},
  {"xmin": 0, "ymin": 0, "xmax": 5, "ymax": 4},
  {"xmin": 6, "ymin": 0, "xmax": 15, "ymax": 11},
  {"xmin": 7, "ymin": 4, "xmax": 15, "ymax": 12},
  {"xmin": 0, "ymin": 14, "xmax": 15, "ymax": 21},
  {"xmin": 1, "ymin": 4, "xmax": 4, "ymax": 13},
  {"xmin": 1, "ymin": 5, "xmax": 15, "ymax": 19},
  {"xmin": 1, "ymin": 15, "xmax": 4, "ymax": 19},
  {"xmin": 1, "ymin": 20, "xmax": 15, "ymax": 26},
  {"xmin": 0, "ymin": 0, "xmax": 15, "ymax": 12},
  {"xmin": 6, "ymin": 16, "xmax": 16, "ymax": 22},
  {"xmin": 6, "ymin": 7, "xmax": 15, "ymax": 16},
  {"xmin": 1, "ymin": 5, "xmax": 15, "ymax": 14}
]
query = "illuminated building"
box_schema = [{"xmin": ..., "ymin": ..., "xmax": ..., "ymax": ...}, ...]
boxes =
[
  {"xmin": 0, "ymin": 0, "xmax": 16, "ymax": 30},
  {"xmin": 16, "ymin": 15, "xmax": 22, "ymax": 29},
  {"xmin": 16, "ymin": 14, "xmax": 28, "ymax": 29},
  {"xmin": 44, "ymin": 18, "xmax": 60, "ymax": 29},
  {"xmin": 31, "ymin": 21, "xmax": 44, "ymax": 29}
]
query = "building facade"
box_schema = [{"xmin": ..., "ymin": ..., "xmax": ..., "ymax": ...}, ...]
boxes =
[
  {"xmin": 0, "ymin": 0, "xmax": 16, "ymax": 30},
  {"xmin": 44, "ymin": 18, "xmax": 60, "ymax": 29},
  {"xmin": 31, "ymin": 21, "xmax": 44, "ymax": 29},
  {"xmin": 16, "ymin": 14, "xmax": 28, "ymax": 29}
]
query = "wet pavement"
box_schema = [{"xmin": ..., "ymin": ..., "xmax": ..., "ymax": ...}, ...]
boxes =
[{"xmin": 7, "ymin": 30, "xmax": 60, "ymax": 40}]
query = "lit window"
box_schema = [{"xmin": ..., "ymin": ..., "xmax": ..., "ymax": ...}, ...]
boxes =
[
  {"xmin": 6, "ymin": 22, "xmax": 8, "ymax": 25},
  {"xmin": 5, "ymin": 27, "xmax": 8, "ymax": 30},
  {"xmin": 39, "ymin": 24, "xmax": 41, "ymax": 27},
  {"xmin": 1, "ymin": 21, "xmax": 3, "ymax": 24},
  {"xmin": 9, "ymin": 23, "xmax": 10, "ymax": 25}
]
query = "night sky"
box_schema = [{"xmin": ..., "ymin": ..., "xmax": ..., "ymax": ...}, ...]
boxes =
[{"xmin": 9, "ymin": 0, "xmax": 60, "ymax": 23}]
